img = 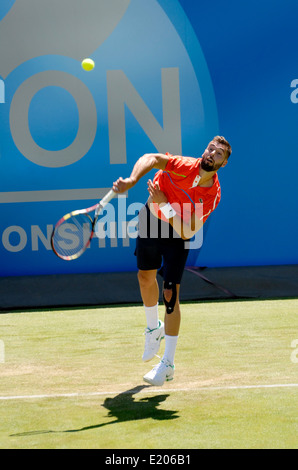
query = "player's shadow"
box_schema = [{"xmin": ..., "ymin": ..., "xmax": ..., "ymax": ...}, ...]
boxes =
[
  {"xmin": 10, "ymin": 385, "xmax": 179, "ymax": 437},
  {"xmin": 65, "ymin": 385, "xmax": 179, "ymax": 434}
]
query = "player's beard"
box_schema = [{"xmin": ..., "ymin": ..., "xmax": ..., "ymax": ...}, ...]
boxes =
[{"xmin": 201, "ymin": 156, "xmax": 223, "ymax": 172}]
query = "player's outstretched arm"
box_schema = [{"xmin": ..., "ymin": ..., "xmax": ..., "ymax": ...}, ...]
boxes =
[{"xmin": 113, "ymin": 153, "xmax": 169, "ymax": 194}]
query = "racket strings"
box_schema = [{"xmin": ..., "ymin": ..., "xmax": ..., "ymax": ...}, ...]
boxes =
[{"xmin": 52, "ymin": 213, "xmax": 94, "ymax": 260}]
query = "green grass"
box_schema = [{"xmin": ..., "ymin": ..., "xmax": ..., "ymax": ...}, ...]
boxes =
[{"xmin": 0, "ymin": 299, "xmax": 297, "ymax": 449}]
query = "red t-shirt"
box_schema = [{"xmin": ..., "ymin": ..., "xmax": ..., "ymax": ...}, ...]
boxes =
[{"xmin": 152, "ymin": 155, "xmax": 221, "ymax": 224}]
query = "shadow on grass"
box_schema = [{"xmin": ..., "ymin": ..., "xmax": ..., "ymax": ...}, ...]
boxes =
[{"xmin": 11, "ymin": 385, "xmax": 179, "ymax": 437}]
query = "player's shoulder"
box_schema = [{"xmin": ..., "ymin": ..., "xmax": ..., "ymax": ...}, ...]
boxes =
[{"xmin": 166, "ymin": 154, "xmax": 200, "ymax": 170}]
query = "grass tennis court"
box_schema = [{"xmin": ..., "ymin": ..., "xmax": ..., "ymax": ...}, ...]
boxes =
[{"xmin": 0, "ymin": 299, "xmax": 297, "ymax": 449}]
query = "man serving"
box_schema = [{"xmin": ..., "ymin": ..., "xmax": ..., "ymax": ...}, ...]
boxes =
[{"xmin": 113, "ymin": 136, "xmax": 232, "ymax": 386}]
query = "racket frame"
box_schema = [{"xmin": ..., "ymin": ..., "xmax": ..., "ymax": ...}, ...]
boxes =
[{"xmin": 51, "ymin": 189, "xmax": 116, "ymax": 261}]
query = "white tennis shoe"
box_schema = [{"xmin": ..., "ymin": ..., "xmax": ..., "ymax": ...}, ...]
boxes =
[
  {"xmin": 143, "ymin": 358, "xmax": 175, "ymax": 386},
  {"xmin": 142, "ymin": 320, "xmax": 165, "ymax": 362}
]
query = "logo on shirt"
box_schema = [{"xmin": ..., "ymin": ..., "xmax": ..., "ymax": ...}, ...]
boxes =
[{"xmin": 191, "ymin": 175, "xmax": 201, "ymax": 188}]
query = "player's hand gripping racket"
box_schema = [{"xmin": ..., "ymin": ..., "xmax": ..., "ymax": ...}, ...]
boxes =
[{"xmin": 51, "ymin": 189, "xmax": 116, "ymax": 260}]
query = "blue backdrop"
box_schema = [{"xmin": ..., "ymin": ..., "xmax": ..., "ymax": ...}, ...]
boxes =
[{"xmin": 0, "ymin": 0, "xmax": 297, "ymax": 276}]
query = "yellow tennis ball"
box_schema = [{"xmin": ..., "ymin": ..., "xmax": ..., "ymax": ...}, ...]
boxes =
[{"xmin": 81, "ymin": 58, "xmax": 95, "ymax": 71}]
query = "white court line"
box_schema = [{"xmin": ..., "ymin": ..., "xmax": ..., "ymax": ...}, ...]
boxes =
[{"xmin": 0, "ymin": 383, "xmax": 297, "ymax": 401}]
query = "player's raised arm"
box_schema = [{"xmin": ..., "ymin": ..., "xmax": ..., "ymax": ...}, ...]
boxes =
[{"xmin": 113, "ymin": 153, "xmax": 169, "ymax": 194}]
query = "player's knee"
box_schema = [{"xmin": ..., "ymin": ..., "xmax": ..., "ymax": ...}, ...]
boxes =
[
  {"xmin": 163, "ymin": 288, "xmax": 173, "ymax": 303},
  {"xmin": 137, "ymin": 270, "xmax": 156, "ymax": 289},
  {"xmin": 163, "ymin": 281, "xmax": 178, "ymax": 314}
]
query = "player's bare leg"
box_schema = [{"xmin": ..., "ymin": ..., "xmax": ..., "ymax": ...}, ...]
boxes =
[
  {"xmin": 164, "ymin": 284, "xmax": 181, "ymax": 336},
  {"xmin": 137, "ymin": 269, "xmax": 159, "ymax": 307},
  {"xmin": 143, "ymin": 283, "xmax": 180, "ymax": 385},
  {"xmin": 138, "ymin": 269, "xmax": 165, "ymax": 362}
]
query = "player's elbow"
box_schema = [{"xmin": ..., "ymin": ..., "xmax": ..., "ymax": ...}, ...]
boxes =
[
  {"xmin": 181, "ymin": 222, "xmax": 203, "ymax": 240},
  {"xmin": 179, "ymin": 225, "xmax": 194, "ymax": 240},
  {"xmin": 141, "ymin": 153, "xmax": 158, "ymax": 171},
  {"xmin": 180, "ymin": 230, "xmax": 194, "ymax": 241},
  {"xmin": 141, "ymin": 153, "xmax": 168, "ymax": 170}
]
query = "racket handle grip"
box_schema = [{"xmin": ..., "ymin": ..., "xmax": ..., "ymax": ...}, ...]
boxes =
[{"xmin": 100, "ymin": 189, "xmax": 116, "ymax": 208}]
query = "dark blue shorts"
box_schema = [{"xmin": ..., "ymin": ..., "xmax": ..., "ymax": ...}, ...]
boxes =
[{"xmin": 134, "ymin": 204, "xmax": 189, "ymax": 285}]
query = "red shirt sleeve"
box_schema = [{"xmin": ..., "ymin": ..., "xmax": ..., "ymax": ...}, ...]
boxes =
[{"xmin": 165, "ymin": 155, "xmax": 198, "ymax": 177}]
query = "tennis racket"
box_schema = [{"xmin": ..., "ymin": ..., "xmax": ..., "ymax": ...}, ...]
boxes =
[{"xmin": 51, "ymin": 188, "xmax": 116, "ymax": 260}]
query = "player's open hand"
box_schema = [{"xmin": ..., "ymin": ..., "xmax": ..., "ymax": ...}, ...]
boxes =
[{"xmin": 147, "ymin": 179, "xmax": 168, "ymax": 205}]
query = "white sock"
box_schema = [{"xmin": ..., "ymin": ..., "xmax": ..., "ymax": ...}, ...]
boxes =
[
  {"xmin": 144, "ymin": 304, "xmax": 159, "ymax": 330},
  {"xmin": 163, "ymin": 335, "xmax": 178, "ymax": 365}
]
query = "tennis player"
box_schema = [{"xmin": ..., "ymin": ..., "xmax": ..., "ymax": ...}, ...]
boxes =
[{"xmin": 113, "ymin": 136, "xmax": 232, "ymax": 386}]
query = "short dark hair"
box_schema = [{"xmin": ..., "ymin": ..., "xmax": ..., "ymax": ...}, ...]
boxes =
[{"xmin": 213, "ymin": 135, "xmax": 232, "ymax": 159}]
